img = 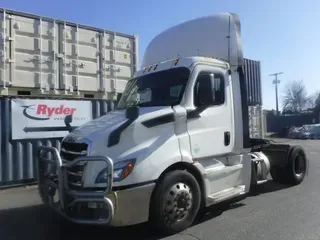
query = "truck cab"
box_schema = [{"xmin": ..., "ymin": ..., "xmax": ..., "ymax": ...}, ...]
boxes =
[{"xmin": 37, "ymin": 13, "xmax": 308, "ymax": 234}]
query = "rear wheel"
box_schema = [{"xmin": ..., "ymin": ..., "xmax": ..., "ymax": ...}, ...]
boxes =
[
  {"xmin": 149, "ymin": 170, "xmax": 201, "ymax": 235},
  {"xmin": 271, "ymin": 146, "xmax": 307, "ymax": 185},
  {"xmin": 287, "ymin": 146, "xmax": 307, "ymax": 185}
]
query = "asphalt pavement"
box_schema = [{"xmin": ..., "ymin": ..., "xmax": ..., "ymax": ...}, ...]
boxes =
[{"xmin": 1, "ymin": 139, "xmax": 320, "ymax": 240}]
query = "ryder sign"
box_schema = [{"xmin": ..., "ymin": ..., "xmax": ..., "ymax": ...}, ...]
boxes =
[{"xmin": 11, "ymin": 99, "xmax": 93, "ymax": 140}]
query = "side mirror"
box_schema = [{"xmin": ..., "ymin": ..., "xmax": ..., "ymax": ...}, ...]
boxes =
[
  {"xmin": 197, "ymin": 73, "xmax": 216, "ymax": 106},
  {"xmin": 125, "ymin": 106, "xmax": 139, "ymax": 120},
  {"xmin": 64, "ymin": 114, "xmax": 73, "ymax": 132}
]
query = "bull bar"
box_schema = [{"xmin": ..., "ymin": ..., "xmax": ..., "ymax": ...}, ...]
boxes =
[{"xmin": 36, "ymin": 146, "xmax": 115, "ymax": 225}]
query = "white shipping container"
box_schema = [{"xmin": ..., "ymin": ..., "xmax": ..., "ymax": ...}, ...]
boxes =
[{"xmin": 0, "ymin": 9, "xmax": 139, "ymax": 99}]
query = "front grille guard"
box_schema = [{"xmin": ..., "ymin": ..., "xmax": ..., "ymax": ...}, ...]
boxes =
[{"xmin": 36, "ymin": 146, "xmax": 114, "ymax": 225}]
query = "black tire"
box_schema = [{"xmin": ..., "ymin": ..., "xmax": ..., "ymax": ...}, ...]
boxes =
[
  {"xmin": 38, "ymin": 183, "xmax": 49, "ymax": 204},
  {"xmin": 271, "ymin": 145, "xmax": 307, "ymax": 185},
  {"xmin": 38, "ymin": 179, "xmax": 56, "ymax": 204},
  {"xmin": 37, "ymin": 160, "xmax": 56, "ymax": 205},
  {"xmin": 286, "ymin": 146, "xmax": 307, "ymax": 185},
  {"xmin": 149, "ymin": 170, "xmax": 201, "ymax": 235}
]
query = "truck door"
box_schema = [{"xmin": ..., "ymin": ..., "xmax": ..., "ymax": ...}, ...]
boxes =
[{"xmin": 186, "ymin": 65, "xmax": 242, "ymax": 195}]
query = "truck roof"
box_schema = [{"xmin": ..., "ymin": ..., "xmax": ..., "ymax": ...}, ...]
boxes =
[
  {"xmin": 134, "ymin": 56, "xmax": 229, "ymax": 78},
  {"xmin": 141, "ymin": 13, "xmax": 243, "ymax": 70}
]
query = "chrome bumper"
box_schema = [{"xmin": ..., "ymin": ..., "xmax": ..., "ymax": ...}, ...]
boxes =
[{"xmin": 37, "ymin": 146, "xmax": 114, "ymax": 225}]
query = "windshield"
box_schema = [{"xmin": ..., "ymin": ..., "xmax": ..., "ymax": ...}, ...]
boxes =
[{"xmin": 117, "ymin": 67, "xmax": 190, "ymax": 109}]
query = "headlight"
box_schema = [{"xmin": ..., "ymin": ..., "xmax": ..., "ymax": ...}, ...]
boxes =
[
  {"xmin": 94, "ymin": 159, "xmax": 136, "ymax": 184},
  {"xmin": 113, "ymin": 159, "xmax": 136, "ymax": 182},
  {"xmin": 95, "ymin": 167, "xmax": 110, "ymax": 184}
]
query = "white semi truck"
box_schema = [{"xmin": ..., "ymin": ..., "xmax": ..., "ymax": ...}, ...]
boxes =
[{"xmin": 37, "ymin": 13, "xmax": 308, "ymax": 234}]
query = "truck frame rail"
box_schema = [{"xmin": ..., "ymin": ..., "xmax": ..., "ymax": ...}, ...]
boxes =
[{"xmin": 36, "ymin": 146, "xmax": 115, "ymax": 225}]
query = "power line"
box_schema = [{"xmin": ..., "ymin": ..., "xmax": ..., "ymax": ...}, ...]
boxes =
[{"xmin": 269, "ymin": 72, "xmax": 283, "ymax": 116}]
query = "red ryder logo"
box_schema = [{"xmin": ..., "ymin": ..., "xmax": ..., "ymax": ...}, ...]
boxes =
[
  {"xmin": 37, "ymin": 104, "xmax": 76, "ymax": 117},
  {"xmin": 22, "ymin": 104, "xmax": 77, "ymax": 121}
]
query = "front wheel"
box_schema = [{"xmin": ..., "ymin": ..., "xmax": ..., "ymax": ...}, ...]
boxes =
[{"xmin": 149, "ymin": 170, "xmax": 201, "ymax": 235}]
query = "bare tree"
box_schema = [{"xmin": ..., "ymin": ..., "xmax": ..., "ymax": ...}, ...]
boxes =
[
  {"xmin": 282, "ymin": 80, "xmax": 311, "ymax": 114},
  {"xmin": 313, "ymin": 91, "xmax": 320, "ymax": 113}
]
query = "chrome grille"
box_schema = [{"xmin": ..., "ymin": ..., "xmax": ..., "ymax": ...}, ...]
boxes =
[{"xmin": 60, "ymin": 141, "xmax": 88, "ymax": 190}]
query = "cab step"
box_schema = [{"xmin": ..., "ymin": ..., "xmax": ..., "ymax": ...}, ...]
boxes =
[
  {"xmin": 257, "ymin": 179, "xmax": 268, "ymax": 185},
  {"xmin": 207, "ymin": 185, "xmax": 246, "ymax": 205}
]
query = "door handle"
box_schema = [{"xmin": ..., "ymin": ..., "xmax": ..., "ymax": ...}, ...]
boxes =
[{"xmin": 224, "ymin": 131, "xmax": 230, "ymax": 146}]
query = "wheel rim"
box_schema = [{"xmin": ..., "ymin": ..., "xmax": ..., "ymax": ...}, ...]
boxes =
[
  {"xmin": 294, "ymin": 153, "xmax": 306, "ymax": 177},
  {"xmin": 163, "ymin": 182, "xmax": 193, "ymax": 225}
]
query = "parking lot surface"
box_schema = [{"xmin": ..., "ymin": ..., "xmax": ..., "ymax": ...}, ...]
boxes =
[{"xmin": 0, "ymin": 139, "xmax": 319, "ymax": 240}]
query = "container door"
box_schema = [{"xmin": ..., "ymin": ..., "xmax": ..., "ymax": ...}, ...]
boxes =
[
  {"xmin": 10, "ymin": 15, "xmax": 58, "ymax": 91},
  {"xmin": 101, "ymin": 33, "xmax": 134, "ymax": 94},
  {"xmin": 0, "ymin": 11, "xmax": 11, "ymax": 88},
  {"xmin": 59, "ymin": 24, "xmax": 100, "ymax": 93}
]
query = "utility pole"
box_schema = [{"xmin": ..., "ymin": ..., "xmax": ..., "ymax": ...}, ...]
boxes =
[{"xmin": 269, "ymin": 72, "xmax": 283, "ymax": 116}]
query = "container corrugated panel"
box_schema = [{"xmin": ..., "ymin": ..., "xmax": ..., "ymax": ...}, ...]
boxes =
[
  {"xmin": 0, "ymin": 97, "xmax": 115, "ymax": 187},
  {"xmin": 244, "ymin": 58, "xmax": 262, "ymax": 106},
  {"xmin": 0, "ymin": 9, "xmax": 138, "ymax": 97},
  {"xmin": 248, "ymin": 105, "xmax": 263, "ymax": 138}
]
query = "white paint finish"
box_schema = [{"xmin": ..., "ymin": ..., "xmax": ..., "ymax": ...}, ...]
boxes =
[
  {"xmin": 186, "ymin": 65, "xmax": 234, "ymax": 157},
  {"xmin": 172, "ymin": 105, "xmax": 193, "ymax": 163},
  {"xmin": 52, "ymin": 12, "xmax": 255, "ymax": 221},
  {"xmin": 195, "ymin": 153, "xmax": 251, "ymax": 202},
  {"xmin": 240, "ymin": 153, "xmax": 252, "ymax": 193},
  {"xmin": 229, "ymin": 70, "xmax": 244, "ymax": 151},
  {"xmin": 202, "ymin": 158, "xmax": 242, "ymax": 196},
  {"xmin": 141, "ymin": 13, "xmax": 243, "ymax": 69},
  {"xmin": 72, "ymin": 110, "xmax": 127, "ymax": 139},
  {"xmin": 0, "ymin": 9, "xmax": 137, "ymax": 95},
  {"xmin": 77, "ymin": 106, "xmax": 182, "ymax": 186},
  {"xmin": 82, "ymin": 160, "xmax": 110, "ymax": 188}
]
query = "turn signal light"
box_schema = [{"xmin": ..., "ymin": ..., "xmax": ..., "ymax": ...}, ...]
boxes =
[{"xmin": 121, "ymin": 162, "xmax": 134, "ymax": 179}]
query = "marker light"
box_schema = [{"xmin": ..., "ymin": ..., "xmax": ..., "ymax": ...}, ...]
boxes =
[
  {"xmin": 154, "ymin": 64, "xmax": 158, "ymax": 70},
  {"xmin": 113, "ymin": 159, "xmax": 136, "ymax": 182}
]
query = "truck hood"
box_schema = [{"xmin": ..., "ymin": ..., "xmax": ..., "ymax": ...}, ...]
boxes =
[{"xmin": 68, "ymin": 106, "xmax": 173, "ymax": 145}]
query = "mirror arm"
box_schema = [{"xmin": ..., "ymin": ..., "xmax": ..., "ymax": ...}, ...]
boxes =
[
  {"xmin": 187, "ymin": 105, "xmax": 208, "ymax": 119},
  {"xmin": 64, "ymin": 114, "xmax": 73, "ymax": 133}
]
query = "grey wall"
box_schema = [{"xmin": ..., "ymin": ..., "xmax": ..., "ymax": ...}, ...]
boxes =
[
  {"xmin": 0, "ymin": 97, "xmax": 116, "ymax": 187},
  {"xmin": 266, "ymin": 114, "xmax": 320, "ymax": 133}
]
